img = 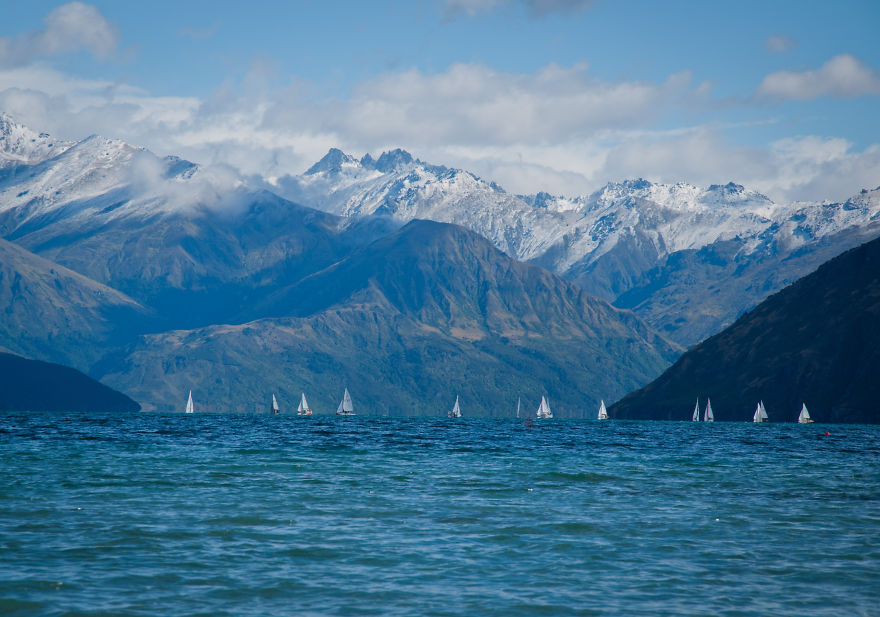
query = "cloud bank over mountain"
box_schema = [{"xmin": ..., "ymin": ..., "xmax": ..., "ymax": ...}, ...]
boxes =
[{"xmin": 0, "ymin": 2, "xmax": 877, "ymax": 203}]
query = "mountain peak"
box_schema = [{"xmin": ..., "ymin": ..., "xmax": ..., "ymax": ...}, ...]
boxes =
[
  {"xmin": 371, "ymin": 148, "xmax": 414, "ymax": 172},
  {"xmin": 305, "ymin": 148, "xmax": 360, "ymax": 175},
  {"xmin": 0, "ymin": 112, "xmax": 73, "ymax": 168}
]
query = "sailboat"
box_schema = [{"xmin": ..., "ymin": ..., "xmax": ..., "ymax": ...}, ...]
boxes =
[
  {"xmin": 336, "ymin": 387, "xmax": 355, "ymax": 416},
  {"xmin": 297, "ymin": 393, "xmax": 312, "ymax": 416},
  {"xmin": 536, "ymin": 395, "xmax": 552, "ymax": 419},
  {"xmin": 597, "ymin": 399, "xmax": 609, "ymax": 420},
  {"xmin": 185, "ymin": 390, "xmax": 194, "ymax": 414},
  {"xmin": 692, "ymin": 398, "xmax": 700, "ymax": 421},
  {"xmin": 753, "ymin": 400, "xmax": 768, "ymax": 423},
  {"xmin": 270, "ymin": 393, "xmax": 280, "ymax": 415},
  {"xmin": 448, "ymin": 395, "xmax": 462, "ymax": 418},
  {"xmin": 703, "ymin": 398, "xmax": 714, "ymax": 422},
  {"xmin": 516, "ymin": 397, "xmax": 521, "ymax": 419},
  {"xmin": 798, "ymin": 403, "xmax": 814, "ymax": 424}
]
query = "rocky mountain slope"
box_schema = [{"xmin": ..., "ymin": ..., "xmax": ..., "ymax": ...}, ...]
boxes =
[
  {"xmin": 267, "ymin": 149, "xmax": 880, "ymax": 345},
  {"xmin": 609, "ymin": 236, "xmax": 880, "ymax": 424},
  {"xmin": 104, "ymin": 220, "xmax": 677, "ymax": 414}
]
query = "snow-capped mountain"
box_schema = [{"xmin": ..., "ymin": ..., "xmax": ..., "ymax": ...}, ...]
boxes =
[
  {"xmin": 0, "ymin": 113, "xmax": 73, "ymax": 168},
  {"xmin": 269, "ymin": 147, "xmax": 567, "ymax": 260},
  {"xmin": 266, "ymin": 147, "xmax": 880, "ymax": 344},
  {"xmin": 274, "ymin": 147, "xmax": 880, "ymax": 270},
  {"xmin": 0, "ymin": 127, "xmax": 223, "ymax": 236},
  {"xmin": 3, "ymin": 112, "xmax": 879, "ymax": 347}
]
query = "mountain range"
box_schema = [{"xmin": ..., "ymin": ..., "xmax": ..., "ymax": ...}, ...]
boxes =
[
  {"xmin": 0, "ymin": 114, "xmax": 677, "ymax": 414},
  {"xmin": 266, "ymin": 148, "xmax": 880, "ymax": 346},
  {"xmin": 610, "ymin": 235, "xmax": 880, "ymax": 424},
  {"xmin": 2, "ymin": 113, "xmax": 878, "ymax": 417}
]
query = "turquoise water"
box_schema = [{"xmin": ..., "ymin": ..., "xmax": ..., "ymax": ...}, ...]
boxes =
[{"xmin": 1, "ymin": 412, "xmax": 878, "ymax": 617}]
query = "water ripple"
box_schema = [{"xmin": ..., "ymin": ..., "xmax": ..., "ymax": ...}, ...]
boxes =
[{"xmin": 0, "ymin": 412, "xmax": 877, "ymax": 616}]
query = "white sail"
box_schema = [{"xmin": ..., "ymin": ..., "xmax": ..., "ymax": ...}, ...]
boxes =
[
  {"xmin": 536, "ymin": 395, "xmax": 552, "ymax": 419},
  {"xmin": 449, "ymin": 395, "xmax": 462, "ymax": 418},
  {"xmin": 753, "ymin": 402, "xmax": 763, "ymax": 422},
  {"xmin": 516, "ymin": 397, "xmax": 521, "ymax": 418},
  {"xmin": 692, "ymin": 398, "xmax": 700, "ymax": 421},
  {"xmin": 185, "ymin": 390, "xmax": 194, "ymax": 414},
  {"xmin": 271, "ymin": 393, "xmax": 280, "ymax": 414},
  {"xmin": 597, "ymin": 399, "xmax": 608, "ymax": 420},
  {"xmin": 336, "ymin": 387, "xmax": 355, "ymax": 415},
  {"xmin": 296, "ymin": 392, "xmax": 312, "ymax": 415},
  {"xmin": 798, "ymin": 403, "xmax": 813, "ymax": 423},
  {"xmin": 704, "ymin": 398, "xmax": 714, "ymax": 422}
]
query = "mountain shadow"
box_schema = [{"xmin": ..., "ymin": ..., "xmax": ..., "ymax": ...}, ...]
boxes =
[{"xmin": 0, "ymin": 352, "xmax": 140, "ymax": 412}]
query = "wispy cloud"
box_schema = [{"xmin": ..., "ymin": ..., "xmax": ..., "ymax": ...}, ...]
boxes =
[
  {"xmin": 764, "ymin": 35, "xmax": 797, "ymax": 54},
  {"xmin": 0, "ymin": 2, "xmax": 119, "ymax": 68},
  {"xmin": 757, "ymin": 54, "xmax": 880, "ymax": 100}
]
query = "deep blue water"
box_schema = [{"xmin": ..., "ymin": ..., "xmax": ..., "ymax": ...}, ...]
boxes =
[{"xmin": 1, "ymin": 412, "xmax": 878, "ymax": 617}]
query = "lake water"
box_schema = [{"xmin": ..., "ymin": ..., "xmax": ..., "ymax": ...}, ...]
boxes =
[{"xmin": 1, "ymin": 412, "xmax": 878, "ymax": 616}]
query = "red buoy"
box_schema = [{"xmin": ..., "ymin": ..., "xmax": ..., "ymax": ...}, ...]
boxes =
[{"xmin": 824, "ymin": 431, "xmax": 830, "ymax": 436}]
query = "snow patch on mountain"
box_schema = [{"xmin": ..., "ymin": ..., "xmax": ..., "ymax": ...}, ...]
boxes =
[
  {"xmin": 0, "ymin": 113, "xmax": 73, "ymax": 169},
  {"xmin": 268, "ymin": 148, "xmax": 880, "ymax": 280},
  {"xmin": 0, "ymin": 115, "xmax": 257, "ymax": 237}
]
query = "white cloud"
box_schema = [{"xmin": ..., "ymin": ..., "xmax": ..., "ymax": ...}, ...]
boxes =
[
  {"xmin": 764, "ymin": 35, "xmax": 797, "ymax": 54},
  {"xmin": 319, "ymin": 63, "xmax": 694, "ymax": 147},
  {"xmin": 0, "ymin": 2, "xmax": 119, "ymax": 68},
  {"xmin": 757, "ymin": 54, "xmax": 880, "ymax": 100},
  {"xmin": 1, "ymin": 59, "xmax": 877, "ymax": 205}
]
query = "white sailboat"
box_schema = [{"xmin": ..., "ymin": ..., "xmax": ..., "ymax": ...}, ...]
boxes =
[
  {"xmin": 516, "ymin": 397, "xmax": 521, "ymax": 419},
  {"xmin": 297, "ymin": 392, "xmax": 312, "ymax": 416},
  {"xmin": 185, "ymin": 390, "xmax": 194, "ymax": 414},
  {"xmin": 798, "ymin": 403, "xmax": 814, "ymax": 424},
  {"xmin": 597, "ymin": 399, "xmax": 609, "ymax": 420},
  {"xmin": 692, "ymin": 398, "xmax": 700, "ymax": 421},
  {"xmin": 270, "ymin": 393, "xmax": 280, "ymax": 415},
  {"xmin": 536, "ymin": 395, "xmax": 552, "ymax": 419},
  {"xmin": 703, "ymin": 398, "xmax": 714, "ymax": 422},
  {"xmin": 448, "ymin": 395, "xmax": 462, "ymax": 418},
  {"xmin": 336, "ymin": 387, "xmax": 355, "ymax": 416},
  {"xmin": 753, "ymin": 400, "xmax": 768, "ymax": 423}
]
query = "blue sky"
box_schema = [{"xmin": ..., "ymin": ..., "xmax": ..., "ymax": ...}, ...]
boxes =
[{"xmin": 1, "ymin": 1, "xmax": 878, "ymax": 201}]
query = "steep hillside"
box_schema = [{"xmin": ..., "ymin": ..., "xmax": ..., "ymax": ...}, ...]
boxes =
[
  {"xmin": 0, "ymin": 237, "xmax": 147, "ymax": 370},
  {"xmin": 610, "ymin": 237, "xmax": 880, "ymax": 423},
  {"xmin": 101, "ymin": 221, "xmax": 679, "ymax": 415}
]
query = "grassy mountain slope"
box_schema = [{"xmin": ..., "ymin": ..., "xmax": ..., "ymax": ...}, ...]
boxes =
[{"xmin": 0, "ymin": 237, "xmax": 147, "ymax": 370}]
